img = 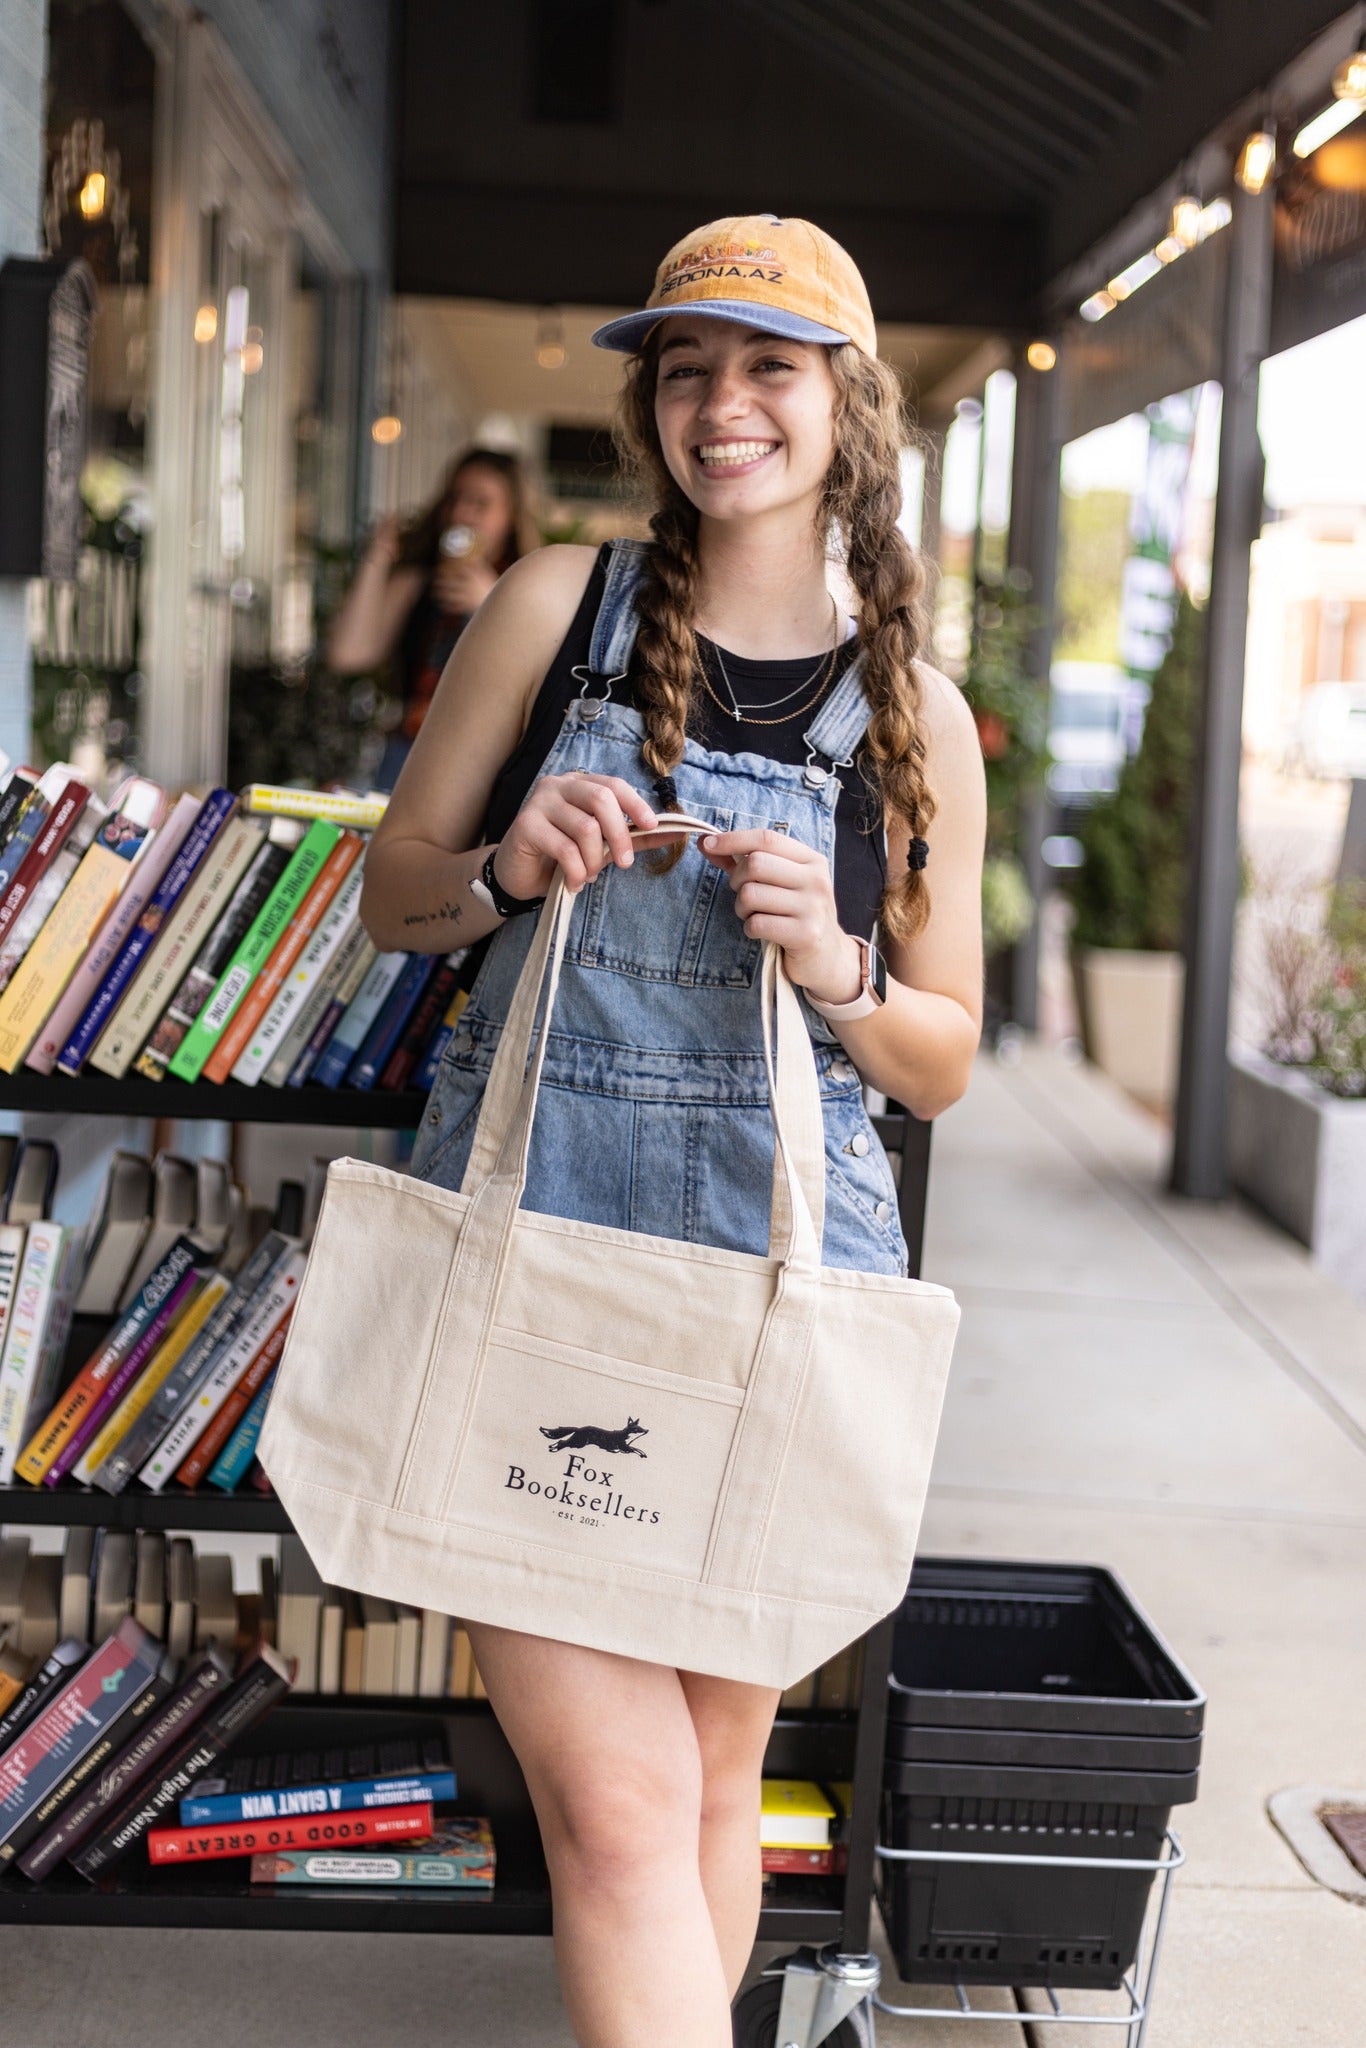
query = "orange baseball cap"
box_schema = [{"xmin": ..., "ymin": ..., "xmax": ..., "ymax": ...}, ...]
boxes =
[{"xmin": 591, "ymin": 213, "xmax": 877, "ymax": 357}]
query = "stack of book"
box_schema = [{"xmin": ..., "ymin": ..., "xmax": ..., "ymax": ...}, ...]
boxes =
[
  {"xmin": 0, "ymin": 1526, "xmax": 494, "ymax": 1703},
  {"xmin": 0, "ymin": 1137, "xmax": 84, "ymax": 1484},
  {"xmin": 0, "ymin": 769, "xmax": 467, "ymax": 1096},
  {"xmin": 0, "ymin": 1614, "xmax": 293, "ymax": 1883},
  {"xmin": 759, "ymin": 1778, "xmax": 851, "ymax": 1878}
]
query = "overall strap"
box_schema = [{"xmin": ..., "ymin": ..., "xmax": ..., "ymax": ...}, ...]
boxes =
[
  {"xmin": 587, "ymin": 537, "xmax": 651, "ymax": 676},
  {"xmin": 800, "ymin": 651, "xmax": 873, "ymax": 777}
]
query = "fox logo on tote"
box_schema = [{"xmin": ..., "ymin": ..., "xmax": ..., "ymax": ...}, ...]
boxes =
[
  {"xmin": 505, "ymin": 1416, "xmax": 662, "ymax": 1526},
  {"xmin": 540, "ymin": 1418, "xmax": 648, "ymax": 1457}
]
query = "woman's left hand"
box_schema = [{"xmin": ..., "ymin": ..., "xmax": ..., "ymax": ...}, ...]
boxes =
[{"xmin": 699, "ymin": 827, "xmax": 863, "ymax": 1006}]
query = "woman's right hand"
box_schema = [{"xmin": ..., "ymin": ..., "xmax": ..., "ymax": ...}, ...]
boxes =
[{"xmin": 491, "ymin": 772, "xmax": 668, "ymax": 896}]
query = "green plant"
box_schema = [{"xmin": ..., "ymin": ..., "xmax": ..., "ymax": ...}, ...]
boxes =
[
  {"xmin": 1304, "ymin": 879, "xmax": 1366, "ymax": 1099},
  {"xmin": 960, "ymin": 576, "xmax": 1049, "ymax": 864},
  {"xmin": 1069, "ymin": 593, "xmax": 1203, "ymax": 951},
  {"xmin": 981, "ymin": 852, "xmax": 1034, "ymax": 960}
]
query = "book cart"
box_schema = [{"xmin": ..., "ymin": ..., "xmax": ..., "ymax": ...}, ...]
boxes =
[{"xmin": 0, "ymin": 1072, "xmax": 935, "ymax": 2048}]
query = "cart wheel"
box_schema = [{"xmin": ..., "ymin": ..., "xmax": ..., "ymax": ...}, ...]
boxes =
[{"xmin": 732, "ymin": 1978, "xmax": 873, "ymax": 2048}]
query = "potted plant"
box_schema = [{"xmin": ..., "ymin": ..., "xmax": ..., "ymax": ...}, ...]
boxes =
[
  {"xmin": 1229, "ymin": 873, "xmax": 1366, "ymax": 1302},
  {"xmin": 1066, "ymin": 594, "xmax": 1203, "ymax": 1111},
  {"xmin": 960, "ymin": 576, "xmax": 1049, "ymax": 1041}
]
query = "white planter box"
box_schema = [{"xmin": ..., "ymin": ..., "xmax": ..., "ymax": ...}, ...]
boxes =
[
  {"xmin": 1228, "ymin": 1044, "xmax": 1366, "ymax": 1304},
  {"xmin": 1074, "ymin": 947, "xmax": 1184, "ymax": 1113}
]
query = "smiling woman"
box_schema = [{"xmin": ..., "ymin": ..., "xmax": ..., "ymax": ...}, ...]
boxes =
[{"xmin": 355, "ymin": 211, "xmax": 985, "ymax": 2048}]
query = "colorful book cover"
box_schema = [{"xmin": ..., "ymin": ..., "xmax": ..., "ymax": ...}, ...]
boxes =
[
  {"xmin": 0, "ymin": 767, "xmax": 65, "ymax": 900},
  {"xmin": 173, "ymin": 1306, "xmax": 291, "ymax": 1488},
  {"xmin": 69, "ymin": 1645, "xmax": 294, "ymax": 1879},
  {"xmin": 204, "ymin": 830, "xmax": 362, "ymax": 1083},
  {"xmin": 0, "ymin": 771, "xmax": 37, "ymax": 853},
  {"xmin": 17, "ymin": 1647, "xmax": 232, "ymax": 1882},
  {"xmin": 207, "ymin": 1370, "xmax": 276, "ymax": 1491},
  {"xmin": 759, "ymin": 1779, "xmax": 837, "ymax": 1848},
  {"xmin": 263, "ymin": 910, "xmax": 369, "ymax": 1087},
  {"xmin": 149, "ymin": 1799, "xmax": 434, "ymax": 1865},
  {"xmin": 0, "ymin": 1616, "xmax": 162, "ymax": 1850},
  {"xmin": 241, "ymin": 785, "xmax": 388, "ymax": 830},
  {"xmin": 0, "ymin": 1222, "xmax": 28, "ymax": 1449},
  {"xmin": 347, "ymin": 953, "xmax": 437, "ymax": 1091},
  {"xmin": 169, "ymin": 818, "xmax": 340, "ymax": 1083},
  {"xmin": 380, "ymin": 951, "xmax": 467, "ymax": 1090},
  {"xmin": 26, "ymin": 791, "xmax": 199, "ymax": 1074},
  {"xmin": 44, "ymin": 1262, "xmax": 207, "ymax": 1487},
  {"xmin": 70, "ymin": 1274, "xmax": 228, "ymax": 1486},
  {"xmin": 56, "ymin": 788, "xmax": 237, "ymax": 1075},
  {"xmin": 0, "ymin": 777, "xmax": 90, "ymax": 953},
  {"xmin": 87, "ymin": 812, "xmax": 263, "ymax": 1079},
  {"xmin": 249, "ymin": 1816, "xmax": 495, "ymax": 1889},
  {"xmin": 0, "ymin": 1637, "xmax": 87, "ymax": 1758},
  {"xmin": 13, "ymin": 1235, "xmax": 206, "ymax": 1486},
  {"xmin": 236, "ymin": 862, "xmax": 365, "ymax": 1086},
  {"xmin": 89, "ymin": 1229, "xmax": 294, "ymax": 1495},
  {"xmin": 139, "ymin": 1253, "xmax": 305, "ymax": 1489},
  {"xmin": 0, "ymin": 1221, "xmax": 63, "ymax": 1483},
  {"xmin": 0, "ymin": 1650, "xmax": 178, "ymax": 1866},
  {"xmin": 286, "ymin": 931, "xmax": 378, "ymax": 1087},
  {"xmin": 181, "ymin": 1769, "xmax": 456, "ymax": 1827},
  {"xmin": 135, "ymin": 832, "xmax": 291, "ymax": 1079},
  {"xmin": 310, "ymin": 949, "xmax": 408, "ymax": 1090},
  {"xmin": 0, "ymin": 794, "xmax": 106, "ymax": 995}
]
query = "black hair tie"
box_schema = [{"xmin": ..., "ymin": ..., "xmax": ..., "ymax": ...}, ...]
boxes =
[
  {"xmin": 652, "ymin": 775, "xmax": 681, "ymax": 811},
  {"xmin": 907, "ymin": 836, "xmax": 929, "ymax": 871}
]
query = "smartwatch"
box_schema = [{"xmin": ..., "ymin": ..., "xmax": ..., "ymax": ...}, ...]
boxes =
[
  {"xmin": 468, "ymin": 848, "xmax": 546, "ymax": 920},
  {"xmin": 805, "ymin": 935, "xmax": 887, "ymax": 1021}
]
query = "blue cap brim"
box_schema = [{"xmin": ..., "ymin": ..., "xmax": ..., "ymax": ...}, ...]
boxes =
[{"xmin": 590, "ymin": 300, "xmax": 851, "ymax": 354}]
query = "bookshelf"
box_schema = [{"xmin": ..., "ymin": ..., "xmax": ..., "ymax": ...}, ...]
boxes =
[{"xmin": 0, "ymin": 1082, "xmax": 906, "ymax": 1949}]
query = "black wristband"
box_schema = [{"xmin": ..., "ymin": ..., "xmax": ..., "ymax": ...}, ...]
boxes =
[{"xmin": 470, "ymin": 848, "xmax": 546, "ymax": 920}]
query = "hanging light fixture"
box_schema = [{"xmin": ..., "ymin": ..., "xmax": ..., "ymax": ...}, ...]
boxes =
[
  {"xmin": 1235, "ymin": 126, "xmax": 1277, "ymax": 194},
  {"xmin": 1332, "ymin": 47, "xmax": 1366, "ymax": 102},
  {"xmin": 371, "ymin": 414, "xmax": 402, "ymax": 446},
  {"xmin": 193, "ymin": 304, "xmax": 218, "ymax": 344},
  {"xmin": 1025, "ymin": 340, "xmax": 1056, "ymax": 372},
  {"xmin": 78, "ymin": 170, "xmax": 106, "ymax": 219},
  {"xmin": 1170, "ymin": 194, "xmax": 1202, "ymax": 249},
  {"xmin": 535, "ymin": 308, "xmax": 567, "ymax": 370},
  {"xmin": 1294, "ymin": 95, "xmax": 1366, "ymax": 157}
]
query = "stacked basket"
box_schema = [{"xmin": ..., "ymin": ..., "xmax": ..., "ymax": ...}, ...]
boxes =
[{"xmin": 877, "ymin": 1557, "xmax": 1204, "ymax": 1992}]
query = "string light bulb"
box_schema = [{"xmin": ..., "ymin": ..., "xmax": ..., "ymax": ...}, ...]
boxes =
[
  {"xmin": 1235, "ymin": 127, "xmax": 1277, "ymax": 194},
  {"xmin": 1170, "ymin": 195, "xmax": 1202, "ymax": 248},
  {"xmin": 1332, "ymin": 48, "xmax": 1366, "ymax": 101},
  {"xmin": 535, "ymin": 308, "xmax": 567, "ymax": 371},
  {"xmin": 193, "ymin": 304, "xmax": 218, "ymax": 344},
  {"xmin": 371, "ymin": 414, "xmax": 402, "ymax": 446},
  {"xmin": 78, "ymin": 170, "xmax": 106, "ymax": 219},
  {"xmin": 1025, "ymin": 340, "xmax": 1056, "ymax": 372}
]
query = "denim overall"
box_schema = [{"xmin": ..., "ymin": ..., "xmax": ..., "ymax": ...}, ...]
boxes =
[{"xmin": 408, "ymin": 540, "xmax": 910, "ymax": 1279}]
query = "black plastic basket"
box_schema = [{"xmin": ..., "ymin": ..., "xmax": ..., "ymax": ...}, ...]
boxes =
[{"xmin": 876, "ymin": 1558, "xmax": 1204, "ymax": 1992}]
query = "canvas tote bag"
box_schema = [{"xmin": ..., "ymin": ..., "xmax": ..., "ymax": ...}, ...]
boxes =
[{"xmin": 259, "ymin": 819, "xmax": 961, "ymax": 1688}]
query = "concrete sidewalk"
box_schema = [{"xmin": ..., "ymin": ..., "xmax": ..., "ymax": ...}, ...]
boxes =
[{"xmin": 6, "ymin": 1043, "xmax": 1365, "ymax": 2047}]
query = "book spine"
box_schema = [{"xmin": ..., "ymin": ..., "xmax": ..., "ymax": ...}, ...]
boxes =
[
  {"xmin": 14, "ymin": 1236, "xmax": 204, "ymax": 1485},
  {"xmin": 24, "ymin": 800, "xmax": 197, "ymax": 1074},
  {"xmin": 148, "ymin": 1799, "xmax": 433, "ymax": 1865},
  {"xmin": 181, "ymin": 1772, "xmax": 457, "ymax": 1825},
  {"xmin": 236, "ymin": 865, "xmax": 365, "ymax": 1086},
  {"xmin": 44, "ymin": 1264, "xmax": 204, "ymax": 1487},
  {"xmin": 262, "ymin": 911, "xmax": 367, "ymax": 1087},
  {"xmin": 169, "ymin": 819, "xmax": 340, "ymax": 1083},
  {"xmin": 347, "ymin": 954, "xmax": 436, "ymax": 1091},
  {"xmin": 90, "ymin": 1230, "xmax": 292, "ymax": 1495},
  {"xmin": 56, "ymin": 789, "xmax": 236, "ymax": 1075},
  {"xmin": 0, "ymin": 773, "xmax": 36, "ymax": 853},
  {"xmin": 379, "ymin": 953, "xmax": 465, "ymax": 1090},
  {"xmin": 0, "ymin": 1655, "xmax": 177, "ymax": 1865},
  {"xmin": 311, "ymin": 950, "xmax": 406, "ymax": 1089},
  {"xmin": 86, "ymin": 814, "xmax": 262, "ymax": 1080},
  {"xmin": 0, "ymin": 784, "xmax": 53, "ymax": 899},
  {"xmin": 760, "ymin": 1845, "xmax": 835, "ymax": 1874},
  {"xmin": 70, "ymin": 1655, "xmax": 293, "ymax": 1878},
  {"xmin": 287, "ymin": 934, "xmax": 378, "ymax": 1086},
  {"xmin": 71, "ymin": 1275, "xmax": 227, "ymax": 1486},
  {"xmin": 173, "ymin": 1308, "xmax": 291, "ymax": 1489},
  {"xmin": 139, "ymin": 1255, "xmax": 304, "ymax": 1488},
  {"xmin": 17, "ymin": 1651, "xmax": 230, "ymax": 1882},
  {"xmin": 206, "ymin": 1370, "xmax": 276, "ymax": 1491},
  {"xmin": 0, "ymin": 780, "xmax": 89, "ymax": 949},
  {"xmin": 206, "ymin": 831, "xmax": 362, "ymax": 1084},
  {"xmin": 0, "ymin": 836, "xmax": 141, "ymax": 1071},
  {"xmin": 414, "ymin": 986, "xmax": 470, "ymax": 1094},
  {"xmin": 0, "ymin": 810, "xmax": 98, "ymax": 996},
  {"xmin": 0, "ymin": 1618, "xmax": 160, "ymax": 1848},
  {"xmin": 134, "ymin": 838, "xmax": 289, "ymax": 1079},
  {"xmin": 0, "ymin": 1221, "xmax": 45, "ymax": 1482},
  {"xmin": 0, "ymin": 1637, "xmax": 87, "ymax": 1755},
  {"xmin": 242, "ymin": 785, "xmax": 389, "ymax": 830}
]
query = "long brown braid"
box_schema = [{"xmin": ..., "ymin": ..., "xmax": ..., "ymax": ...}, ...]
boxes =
[{"xmin": 613, "ymin": 334, "xmax": 935, "ymax": 934}]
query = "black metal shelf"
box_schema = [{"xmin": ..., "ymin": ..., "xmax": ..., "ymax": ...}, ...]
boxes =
[
  {"xmin": 0, "ymin": 1071, "xmax": 427, "ymax": 1128},
  {"xmin": 0, "ymin": 1480, "xmax": 290, "ymax": 1531}
]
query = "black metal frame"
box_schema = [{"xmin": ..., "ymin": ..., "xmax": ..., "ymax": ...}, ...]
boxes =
[{"xmin": 0, "ymin": 1076, "xmax": 931, "ymax": 1956}]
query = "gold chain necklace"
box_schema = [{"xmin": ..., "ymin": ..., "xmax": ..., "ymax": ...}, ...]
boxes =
[{"xmin": 696, "ymin": 601, "xmax": 843, "ymax": 727}]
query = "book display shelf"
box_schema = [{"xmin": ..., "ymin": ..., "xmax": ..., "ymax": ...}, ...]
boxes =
[{"xmin": 0, "ymin": 1076, "xmax": 917, "ymax": 1953}]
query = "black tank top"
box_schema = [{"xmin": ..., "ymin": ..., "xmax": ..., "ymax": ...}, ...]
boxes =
[{"xmin": 482, "ymin": 545, "xmax": 886, "ymax": 941}]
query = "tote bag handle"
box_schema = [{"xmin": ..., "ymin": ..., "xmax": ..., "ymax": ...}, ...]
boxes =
[{"xmin": 458, "ymin": 817, "xmax": 826, "ymax": 1267}]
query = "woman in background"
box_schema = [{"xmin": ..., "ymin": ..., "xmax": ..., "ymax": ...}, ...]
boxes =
[{"xmin": 328, "ymin": 446, "xmax": 534, "ymax": 789}]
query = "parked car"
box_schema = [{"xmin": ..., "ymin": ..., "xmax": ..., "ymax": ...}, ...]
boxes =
[
  {"xmin": 1282, "ymin": 682, "xmax": 1366, "ymax": 781},
  {"xmin": 1047, "ymin": 662, "xmax": 1129, "ymax": 829}
]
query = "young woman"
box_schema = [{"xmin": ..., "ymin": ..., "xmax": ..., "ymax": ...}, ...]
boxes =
[
  {"xmin": 328, "ymin": 445, "xmax": 533, "ymax": 788},
  {"xmin": 361, "ymin": 215, "xmax": 985, "ymax": 2047}
]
